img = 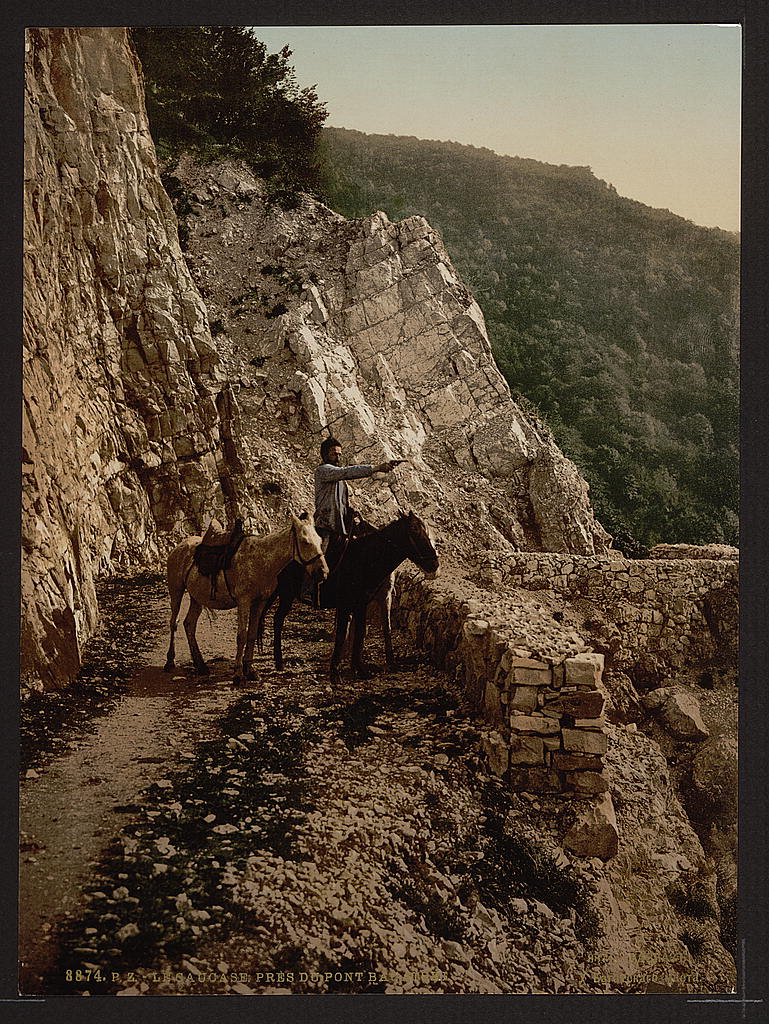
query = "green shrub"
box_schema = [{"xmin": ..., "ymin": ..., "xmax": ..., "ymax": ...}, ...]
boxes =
[
  {"xmin": 667, "ymin": 880, "xmax": 717, "ymax": 920},
  {"xmin": 131, "ymin": 27, "xmax": 327, "ymax": 205},
  {"xmin": 387, "ymin": 867, "xmax": 468, "ymax": 943},
  {"xmin": 680, "ymin": 926, "xmax": 708, "ymax": 958},
  {"xmin": 472, "ymin": 829, "xmax": 600, "ymax": 945}
]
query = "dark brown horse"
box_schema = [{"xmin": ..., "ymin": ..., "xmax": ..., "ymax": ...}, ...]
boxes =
[{"xmin": 258, "ymin": 511, "xmax": 439, "ymax": 683}]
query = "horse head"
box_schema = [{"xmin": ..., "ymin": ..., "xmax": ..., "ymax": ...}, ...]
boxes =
[
  {"xmin": 400, "ymin": 511, "xmax": 439, "ymax": 578},
  {"xmin": 291, "ymin": 512, "xmax": 328, "ymax": 581}
]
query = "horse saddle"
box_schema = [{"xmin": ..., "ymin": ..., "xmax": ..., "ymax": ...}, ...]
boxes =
[{"xmin": 193, "ymin": 518, "xmax": 245, "ymax": 598}]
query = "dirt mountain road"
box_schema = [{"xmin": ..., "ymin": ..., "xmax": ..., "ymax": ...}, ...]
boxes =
[
  {"xmin": 20, "ymin": 598, "xmax": 242, "ymax": 991},
  {"xmin": 19, "ymin": 579, "xmax": 606, "ymax": 996}
]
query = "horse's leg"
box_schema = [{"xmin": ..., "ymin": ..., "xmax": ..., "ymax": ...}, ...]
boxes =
[
  {"xmin": 273, "ymin": 592, "xmax": 295, "ymax": 671},
  {"xmin": 330, "ymin": 605, "xmax": 352, "ymax": 684},
  {"xmin": 243, "ymin": 598, "xmax": 266, "ymax": 680},
  {"xmin": 183, "ymin": 598, "xmax": 209, "ymax": 676},
  {"xmin": 257, "ymin": 590, "xmax": 278, "ymax": 655},
  {"xmin": 164, "ymin": 579, "xmax": 185, "ymax": 672},
  {"xmin": 233, "ymin": 597, "xmax": 251, "ymax": 684},
  {"xmin": 350, "ymin": 603, "xmax": 369, "ymax": 677},
  {"xmin": 381, "ymin": 582, "xmax": 395, "ymax": 667}
]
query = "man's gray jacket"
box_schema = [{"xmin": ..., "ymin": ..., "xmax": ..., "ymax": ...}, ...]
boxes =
[{"xmin": 314, "ymin": 462, "xmax": 374, "ymax": 535}]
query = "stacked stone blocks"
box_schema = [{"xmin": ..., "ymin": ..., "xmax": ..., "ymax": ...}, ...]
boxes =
[
  {"xmin": 483, "ymin": 648, "xmax": 608, "ymax": 797},
  {"xmin": 503, "ymin": 552, "xmax": 737, "ymax": 673}
]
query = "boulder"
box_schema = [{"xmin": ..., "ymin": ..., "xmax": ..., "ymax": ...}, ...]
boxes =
[
  {"xmin": 480, "ymin": 731, "xmax": 509, "ymax": 777},
  {"xmin": 640, "ymin": 687, "xmax": 671, "ymax": 711},
  {"xmin": 563, "ymin": 793, "xmax": 619, "ymax": 860},
  {"xmin": 686, "ymin": 734, "xmax": 738, "ymax": 823},
  {"xmin": 659, "ymin": 691, "xmax": 710, "ymax": 740}
]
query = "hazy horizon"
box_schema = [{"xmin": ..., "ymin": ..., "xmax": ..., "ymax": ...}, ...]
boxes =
[{"xmin": 252, "ymin": 24, "xmax": 741, "ymax": 233}]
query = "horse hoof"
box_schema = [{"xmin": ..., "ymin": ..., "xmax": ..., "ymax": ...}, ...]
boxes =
[
  {"xmin": 195, "ymin": 665, "xmax": 210, "ymax": 677},
  {"xmin": 163, "ymin": 661, "xmax": 174, "ymax": 673},
  {"xmin": 354, "ymin": 664, "xmax": 378, "ymax": 680}
]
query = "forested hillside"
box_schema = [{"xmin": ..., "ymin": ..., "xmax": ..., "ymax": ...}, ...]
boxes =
[{"xmin": 320, "ymin": 128, "xmax": 739, "ymax": 552}]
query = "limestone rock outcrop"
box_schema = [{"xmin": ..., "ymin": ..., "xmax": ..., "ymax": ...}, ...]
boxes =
[
  {"xmin": 23, "ymin": 29, "xmax": 251, "ymax": 690},
  {"xmin": 22, "ymin": 28, "xmax": 614, "ymax": 692},
  {"xmin": 664, "ymin": 695, "xmax": 709, "ymax": 740},
  {"xmin": 173, "ymin": 158, "xmax": 612, "ymax": 563}
]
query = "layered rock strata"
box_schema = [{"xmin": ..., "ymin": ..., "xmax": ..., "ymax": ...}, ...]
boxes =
[
  {"xmin": 23, "ymin": 29, "xmax": 249, "ymax": 690},
  {"xmin": 173, "ymin": 158, "xmax": 612, "ymax": 562}
]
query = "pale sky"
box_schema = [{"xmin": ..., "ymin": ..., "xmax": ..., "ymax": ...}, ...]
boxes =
[{"xmin": 252, "ymin": 24, "xmax": 741, "ymax": 233}]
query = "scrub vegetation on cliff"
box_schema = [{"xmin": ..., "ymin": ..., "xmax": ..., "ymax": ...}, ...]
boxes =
[{"xmin": 130, "ymin": 26, "xmax": 328, "ymax": 206}]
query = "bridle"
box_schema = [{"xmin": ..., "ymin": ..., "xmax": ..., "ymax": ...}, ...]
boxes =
[
  {"xmin": 390, "ymin": 516, "xmax": 438, "ymax": 568},
  {"xmin": 291, "ymin": 522, "xmax": 325, "ymax": 568}
]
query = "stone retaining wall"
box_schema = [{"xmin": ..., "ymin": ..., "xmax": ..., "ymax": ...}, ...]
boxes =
[
  {"xmin": 394, "ymin": 572, "xmax": 608, "ymax": 797},
  {"xmin": 501, "ymin": 552, "xmax": 738, "ymax": 675},
  {"xmin": 394, "ymin": 550, "xmax": 737, "ymax": 798}
]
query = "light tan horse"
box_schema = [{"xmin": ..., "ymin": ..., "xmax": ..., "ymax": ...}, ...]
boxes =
[{"xmin": 164, "ymin": 514, "xmax": 328, "ymax": 683}]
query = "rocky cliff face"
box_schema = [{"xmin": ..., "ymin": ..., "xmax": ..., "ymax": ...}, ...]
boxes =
[
  {"xmin": 171, "ymin": 157, "xmax": 611, "ymax": 564},
  {"xmin": 22, "ymin": 24, "xmax": 611, "ymax": 693},
  {"xmin": 23, "ymin": 29, "xmax": 251, "ymax": 690}
]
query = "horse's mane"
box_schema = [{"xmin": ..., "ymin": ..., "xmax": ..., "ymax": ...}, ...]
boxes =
[{"xmin": 347, "ymin": 514, "xmax": 412, "ymax": 554}]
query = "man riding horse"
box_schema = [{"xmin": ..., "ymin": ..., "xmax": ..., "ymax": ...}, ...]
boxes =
[{"xmin": 256, "ymin": 439, "xmax": 437, "ymax": 678}]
